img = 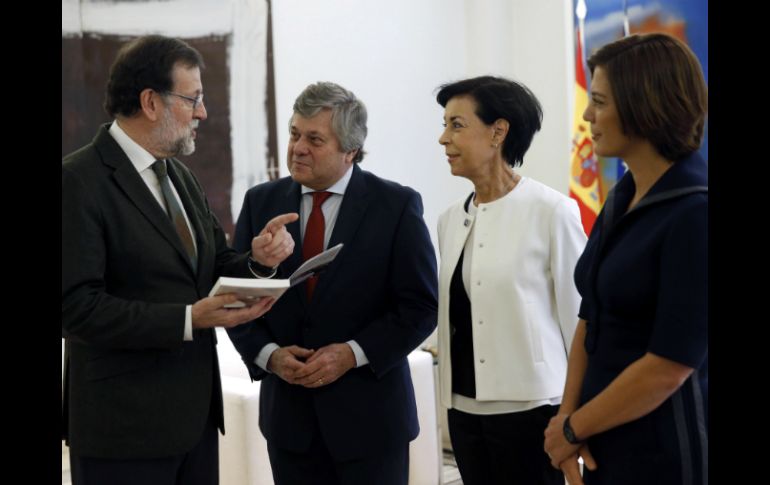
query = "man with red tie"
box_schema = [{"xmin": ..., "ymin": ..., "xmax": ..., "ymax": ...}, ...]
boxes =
[{"xmin": 227, "ymin": 81, "xmax": 438, "ymax": 485}]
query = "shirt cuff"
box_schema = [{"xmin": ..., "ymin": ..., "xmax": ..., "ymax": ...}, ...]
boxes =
[
  {"xmin": 184, "ymin": 305, "xmax": 193, "ymax": 341},
  {"xmin": 256, "ymin": 343, "xmax": 280, "ymax": 372},
  {"xmin": 346, "ymin": 340, "xmax": 369, "ymax": 367}
]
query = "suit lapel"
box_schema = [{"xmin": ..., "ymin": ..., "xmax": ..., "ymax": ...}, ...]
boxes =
[
  {"xmin": 94, "ymin": 126, "xmax": 196, "ymax": 277},
  {"xmin": 281, "ymin": 181, "xmax": 308, "ymax": 308},
  {"xmin": 310, "ymin": 165, "xmax": 368, "ymax": 304}
]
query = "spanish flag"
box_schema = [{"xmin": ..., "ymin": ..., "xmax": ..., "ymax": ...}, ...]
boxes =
[{"xmin": 569, "ymin": 24, "xmax": 602, "ymax": 235}]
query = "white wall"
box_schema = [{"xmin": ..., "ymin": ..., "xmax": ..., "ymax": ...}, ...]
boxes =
[
  {"xmin": 508, "ymin": 0, "xmax": 574, "ymax": 194},
  {"xmin": 271, "ymin": 0, "xmax": 573, "ymax": 250},
  {"xmin": 272, "ymin": 0, "xmax": 467, "ymax": 248}
]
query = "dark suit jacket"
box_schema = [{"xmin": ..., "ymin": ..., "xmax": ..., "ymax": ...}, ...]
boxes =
[
  {"xmin": 62, "ymin": 123, "xmax": 251, "ymax": 459},
  {"xmin": 227, "ymin": 165, "xmax": 438, "ymax": 461}
]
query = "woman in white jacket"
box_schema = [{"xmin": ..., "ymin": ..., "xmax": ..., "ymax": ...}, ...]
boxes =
[{"xmin": 436, "ymin": 76, "xmax": 586, "ymax": 485}]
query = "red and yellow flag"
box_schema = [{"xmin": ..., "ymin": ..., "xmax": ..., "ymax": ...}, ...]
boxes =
[{"xmin": 569, "ymin": 25, "xmax": 602, "ymax": 235}]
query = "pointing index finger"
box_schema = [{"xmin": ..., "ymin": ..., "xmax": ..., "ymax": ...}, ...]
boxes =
[{"xmin": 265, "ymin": 212, "xmax": 299, "ymax": 233}]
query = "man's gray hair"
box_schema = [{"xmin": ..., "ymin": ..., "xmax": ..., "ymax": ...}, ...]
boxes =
[{"xmin": 292, "ymin": 82, "xmax": 368, "ymax": 163}]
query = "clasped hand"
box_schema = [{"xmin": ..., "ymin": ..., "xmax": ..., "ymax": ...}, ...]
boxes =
[
  {"xmin": 268, "ymin": 343, "xmax": 356, "ymax": 388},
  {"xmin": 543, "ymin": 414, "xmax": 597, "ymax": 485}
]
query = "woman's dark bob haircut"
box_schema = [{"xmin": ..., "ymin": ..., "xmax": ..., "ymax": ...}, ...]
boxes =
[
  {"xmin": 436, "ymin": 75, "xmax": 542, "ymax": 167},
  {"xmin": 587, "ymin": 33, "xmax": 707, "ymax": 161}
]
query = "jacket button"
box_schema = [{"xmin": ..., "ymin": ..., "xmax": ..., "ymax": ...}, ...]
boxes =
[{"xmin": 479, "ymin": 358, "xmax": 485, "ymax": 363}]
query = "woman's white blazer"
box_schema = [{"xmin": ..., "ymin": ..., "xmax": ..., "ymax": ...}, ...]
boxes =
[{"xmin": 436, "ymin": 178, "xmax": 587, "ymax": 408}]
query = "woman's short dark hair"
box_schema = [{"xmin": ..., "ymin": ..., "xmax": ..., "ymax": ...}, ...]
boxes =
[
  {"xmin": 104, "ymin": 35, "xmax": 204, "ymax": 118},
  {"xmin": 436, "ymin": 76, "xmax": 542, "ymax": 167},
  {"xmin": 587, "ymin": 33, "xmax": 707, "ymax": 161}
]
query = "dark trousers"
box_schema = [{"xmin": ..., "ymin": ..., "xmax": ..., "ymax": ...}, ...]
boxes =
[
  {"xmin": 70, "ymin": 414, "xmax": 219, "ymax": 485},
  {"xmin": 267, "ymin": 414, "xmax": 408, "ymax": 485},
  {"xmin": 448, "ymin": 405, "xmax": 564, "ymax": 485}
]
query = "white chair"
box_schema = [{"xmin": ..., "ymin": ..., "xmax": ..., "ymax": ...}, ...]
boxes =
[
  {"xmin": 215, "ymin": 329, "xmax": 441, "ymax": 485},
  {"xmin": 219, "ymin": 375, "xmax": 274, "ymax": 485},
  {"xmin": 406, "ymin": 349, "xmax": 441, "ymax": 485}
]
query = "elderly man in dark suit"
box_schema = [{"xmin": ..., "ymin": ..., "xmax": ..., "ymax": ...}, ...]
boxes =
[
  {"xmin": 62, "ymin": 35, "xmax": 297, "ymax": 485},
  {"xmin": 227, "ymin": 81, "xmax": 438, "ymax": 485}
]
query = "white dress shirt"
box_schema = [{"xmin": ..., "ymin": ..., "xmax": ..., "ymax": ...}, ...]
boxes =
[{"xmin": 108, "ymin": 121, "xmax": 197, "ymax": 341}]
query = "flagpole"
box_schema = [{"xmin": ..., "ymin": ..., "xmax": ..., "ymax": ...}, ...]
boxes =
[
  {"xmin": 622, "ymin": 0, "xmax": 630, "ymax": 37},
  {"xmin": 577, "ymin": 0, "xmax": 586, "ymax": 51},
  {"xmin": 577, "ymin": 0, "xmax": 603, "ymax": 203}
]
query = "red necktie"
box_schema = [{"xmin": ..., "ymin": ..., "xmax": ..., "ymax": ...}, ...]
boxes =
[{"xmin": 302, "ymin": 191, "xmax": 332, "ymax": 299}]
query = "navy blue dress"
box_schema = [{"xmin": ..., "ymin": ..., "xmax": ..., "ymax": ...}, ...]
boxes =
[{"xmin": 574, "ymin": 153, "xmax": 708, "ymax": 485}]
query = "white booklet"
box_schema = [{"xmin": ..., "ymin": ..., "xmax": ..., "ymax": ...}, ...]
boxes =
[{"xmin": 209, "ymin": 243, "xmax": 344, "ymax": 308}]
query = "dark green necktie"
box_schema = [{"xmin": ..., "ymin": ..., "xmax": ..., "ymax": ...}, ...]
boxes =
[{"xmin": 152, "ymin": 160, "xmax": 197, "ymax": 272}]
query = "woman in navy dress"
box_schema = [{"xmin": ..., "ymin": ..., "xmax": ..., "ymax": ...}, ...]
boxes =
[{"xmin": 543, "ymin": 33, "xmax": 708, "ymax": 485}]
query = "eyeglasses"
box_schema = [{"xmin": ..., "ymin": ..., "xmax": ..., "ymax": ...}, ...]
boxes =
[{"xmin": 164, "ymin": 91, "xmax": 204, "ymax": 110}]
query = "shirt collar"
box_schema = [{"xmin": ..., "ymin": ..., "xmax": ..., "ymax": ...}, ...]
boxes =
[
  {"xmin": 300, "ymin": 164, "xmax": 354, "ymax": 196},
  {"xmin": 108, "ymin": 120, "xmax": 159, "ymax": 173},
  {"xmin": 613, "ymin": 151, "xmax": 708, "ymax": 205}
]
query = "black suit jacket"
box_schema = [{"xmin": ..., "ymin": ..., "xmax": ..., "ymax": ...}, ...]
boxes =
[
  {"xmin": 62, "ymin": 123, "xmax": 251, "ymax": 459},
  {"xmin": 227, "ymin": 165, "xmax": 438, "ymax": 461}
]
